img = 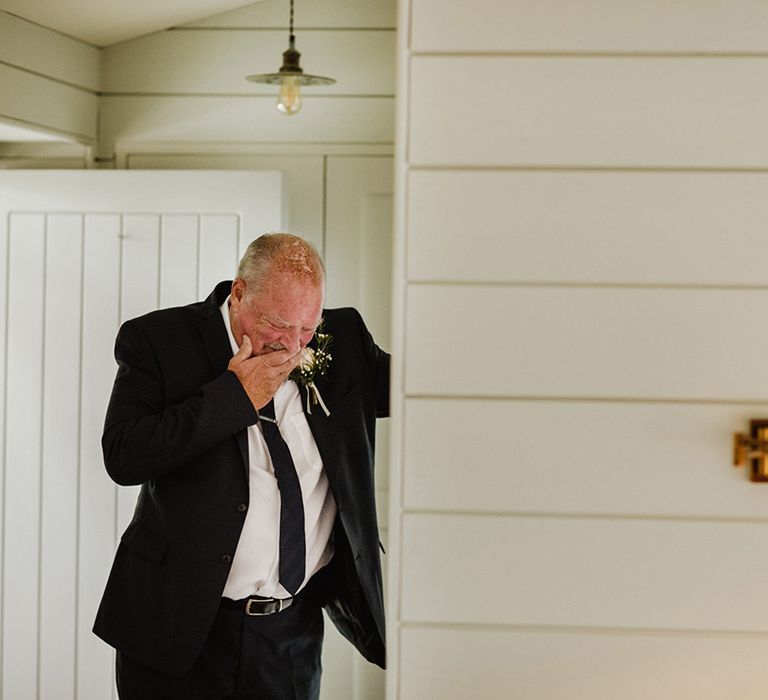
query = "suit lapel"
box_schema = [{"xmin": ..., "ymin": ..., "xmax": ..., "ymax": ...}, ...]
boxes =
[
  {"xmin": 299, "ymin": 381, "xmax": 341, "ymax": 484},
  {"xmin": 197, "ymin": 281, "xmax": 234, "ymax": 374},
  {"xmin": 199, "ymin": 311, "xmax": 232, "ymax": 377},
  {"xmin": 197, "ymin": 284, "xmax": 250, "ymax": 472}
]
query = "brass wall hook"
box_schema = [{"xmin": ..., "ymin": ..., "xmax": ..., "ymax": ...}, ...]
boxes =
[{"xmin": 733, "ymin": 419, "xmax": 768, "ymax": 481}]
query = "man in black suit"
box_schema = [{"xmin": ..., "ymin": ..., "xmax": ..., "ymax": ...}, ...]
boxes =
[{"xmin": 93, "ymin": 233, "xmax": 389, "ymax": 699}]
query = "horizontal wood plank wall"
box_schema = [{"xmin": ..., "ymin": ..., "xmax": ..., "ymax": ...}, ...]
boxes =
[
  {"xmin": 0, "ymin": 64, "xmax": 97, "ymax": 143},
  {"xmin": 409, "ymin": 57, "xmax": 768, "ymax": 168},
  {"xmin": 407, "ymin": 170, "xmax": 768, "ymax": 285},
  {"xmin": 390, "ymin": 1, "xmax": 768, "ymax": 698},
  {"xmin": 0, "ymin": 12, "xmax": 98, "ymax": 142},
  {"xmin": 403, "ymin": 399, "xmax": 768, "ymax": 518},
  {"xmin": 0, "ymin": 12, "xmax": 99, "ymax": 90},
  {"xmin": 402, "ymin": 514, "xmax": 768, "ymax": 630},
  {"xmin": 410, "ymin": 0, "xmax": 768, "ymax": 53},
  {"xmin": 405, "ymin": 286, "xmax": 768, "ymax": 400},
  {"xmin": 99, "ymin": 3, "xmax": 396, "ymax": 157},
  {"xmin": 0, "ymin": 142, "xmax": 89, "ymax": 169},
  {"xmin": 99, "ymin": 95, "xmax": 394, "ymax": 146},
  {"xmin": 400, "ymin": 628, "xmax": 768, "ymax": 700},
  {"xmin": 102, "ymin": 31, "xmax": 394, "ymax": 95}
]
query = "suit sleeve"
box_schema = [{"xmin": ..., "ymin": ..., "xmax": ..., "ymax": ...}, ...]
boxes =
[
  {"xmin": 101, "ymin": 318, "xmax": 258, "ymax": 486},
  {"xmin": 350, "ymin": 308, "xmax": 390, "ymax": 418}
]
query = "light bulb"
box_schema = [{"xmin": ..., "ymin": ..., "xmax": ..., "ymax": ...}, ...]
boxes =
[{"xmin": 277, "ymin": 75, "xmax": 302, "ymax": 115}]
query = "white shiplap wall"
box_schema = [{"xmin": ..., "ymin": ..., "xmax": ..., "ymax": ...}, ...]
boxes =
[
  {"xmin": 0, "ymin": 12, "xmax": 98, "ymax": 145},
  {"xmin": 389, "ymin": 1, "xmax": 768, "ymax": 698},
  {"xmin": 98, "ymin": 0, "xmax": 395, "ymax": 160},
  {"xmin": 0, "ymin": 0, "xmax": 395, "ymax": 165}
]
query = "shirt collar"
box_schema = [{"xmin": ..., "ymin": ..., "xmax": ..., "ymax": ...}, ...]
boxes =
[{"xmin": 219, "ymin": 295, "xmax": 239, "ymax": 356}]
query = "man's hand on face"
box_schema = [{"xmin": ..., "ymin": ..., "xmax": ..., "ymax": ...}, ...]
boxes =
[{"xmin": 227, "ymin": 335, "xmax": 304, "ymax": 411}]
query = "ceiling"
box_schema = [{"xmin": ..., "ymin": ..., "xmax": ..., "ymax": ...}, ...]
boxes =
[{"xmin": 0, "ymin": 0, "xmax": 260, "ymax": 46}]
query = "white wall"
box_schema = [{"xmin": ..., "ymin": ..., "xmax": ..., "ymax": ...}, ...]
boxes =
[
  {"xmin": 0, "ymin": 0, "xmax": 395, "ymax": 168},
  {"xmin": 0, "ymin": 12, "xmax": 98, "ymax": 145},
  {"xmin": 389, "ymin": 1, "xmax": 768, "ymax": 698},
  {"xmin": 98, "ymin": 0, "xmax": 394, "ymax": 162}
]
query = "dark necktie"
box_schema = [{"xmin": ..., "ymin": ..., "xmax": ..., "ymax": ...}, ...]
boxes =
[{"xmin": 259, "ymin": 398, "xmax": 306, "ymax": 595}]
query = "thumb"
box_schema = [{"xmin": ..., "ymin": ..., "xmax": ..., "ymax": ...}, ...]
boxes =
[{"xmin": 235, "ymin": 334, "xmax": 252, "ymax": 359}]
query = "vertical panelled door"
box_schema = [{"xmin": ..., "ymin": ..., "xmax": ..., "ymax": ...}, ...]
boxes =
[{"xmin": 0, "ymin": 171, "xmax": 283, "ymax": 700}]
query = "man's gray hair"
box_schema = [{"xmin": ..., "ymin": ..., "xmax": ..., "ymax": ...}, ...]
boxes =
[{"xmin": 237, "ymin": 233, "xmax": 325, "ymax": 294}]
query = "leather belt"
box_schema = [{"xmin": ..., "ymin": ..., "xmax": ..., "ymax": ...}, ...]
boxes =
[{"xmin": 222, "ymin": 594, "xmax": 294, "ymax": 616}]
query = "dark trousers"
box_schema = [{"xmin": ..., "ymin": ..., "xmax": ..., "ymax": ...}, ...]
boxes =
[{"xmin": 116, "ymin": 590, "xmax": 324, "ymax": 700}]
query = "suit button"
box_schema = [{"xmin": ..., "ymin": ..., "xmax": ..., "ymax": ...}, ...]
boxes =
[
  {"xmin": 237, "ymin": 503, "xmax": 247, "ymax": 513},
  {"xmin": 221, "ymin": 554, "xmax": 232, "ymax": 564}
]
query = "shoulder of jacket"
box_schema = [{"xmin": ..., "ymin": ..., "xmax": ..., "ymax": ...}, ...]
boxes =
[
  {"xmin": 322, "ymin": 306, "xmax": 362, "ymax": 326},
  {"xmin": 120, "ymin": 301, "xmax": 203, "ymax": 337},
  {"xmin": 120, "ymin": 281, "xmax": 229, "ymax": 333}
]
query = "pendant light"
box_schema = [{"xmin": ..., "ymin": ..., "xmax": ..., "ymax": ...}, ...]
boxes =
[{"xmin": 246, "ymin": 0, "xmax": 336, "ymax": 115}]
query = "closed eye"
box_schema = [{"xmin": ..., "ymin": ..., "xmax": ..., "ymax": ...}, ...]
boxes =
[
  {"xmin": 262, "ymin": 316, "xmax": 290, "ymax": 331},
  {"xmin": 261, "ymin": 314, "xmax": 320, "ymax": 334}
]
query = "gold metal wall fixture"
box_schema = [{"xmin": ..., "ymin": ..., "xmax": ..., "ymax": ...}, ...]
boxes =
[{"xmin": 733, "ymin": 419, "xmax": 768, "ymax": 481}]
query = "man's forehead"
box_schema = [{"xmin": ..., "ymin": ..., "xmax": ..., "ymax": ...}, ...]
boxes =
[
  {"xmin": 246, "ymin": 280, "xmax": 323, "ymax": 325},
  {"xmin": 248, "ymin": 269, "xmax": 323, "ymax": 294}
]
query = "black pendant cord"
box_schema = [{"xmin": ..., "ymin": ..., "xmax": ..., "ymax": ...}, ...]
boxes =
[{"xmin": 289, "ymin": 0, "xmax": 295, "ymax": 45}]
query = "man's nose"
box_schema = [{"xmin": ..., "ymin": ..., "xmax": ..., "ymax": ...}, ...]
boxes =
[{"xmin": 282, "ymin": 328, "xmax": 301, "ymax": 353}]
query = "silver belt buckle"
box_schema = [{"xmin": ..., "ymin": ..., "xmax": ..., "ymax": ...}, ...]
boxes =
[{"xmin": 245, "ymin": 597, "xmax": 281, "ymax": 616}]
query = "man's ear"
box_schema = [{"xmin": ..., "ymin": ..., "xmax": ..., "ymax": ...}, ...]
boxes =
[{"xmin": 231, "ymin": 278, "xmax": 246, "ymax": 304}]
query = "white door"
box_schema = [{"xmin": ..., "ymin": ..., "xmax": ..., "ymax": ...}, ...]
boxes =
[
  {"xmin": 322, "ymin": 156, "xmax": 393, "ymax": 700},
  {"xmin": 0, "ymin": 170, "xmax": 284, "ymax": 700}
]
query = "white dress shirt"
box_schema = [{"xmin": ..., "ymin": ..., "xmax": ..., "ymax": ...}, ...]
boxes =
[{"xmin": 219, "ymin": 297, "xmax": 336, "ymax": 600}]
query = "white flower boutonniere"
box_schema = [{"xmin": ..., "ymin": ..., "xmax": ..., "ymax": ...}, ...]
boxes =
[{"xmin": 290, "ymin": 325, "xmax": 332, "ymax": 416}]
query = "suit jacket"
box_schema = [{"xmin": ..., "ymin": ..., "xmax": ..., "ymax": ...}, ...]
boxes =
[{"xmin": 93, "ymin": 281, "xmax": 389, "ymax": 676}]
